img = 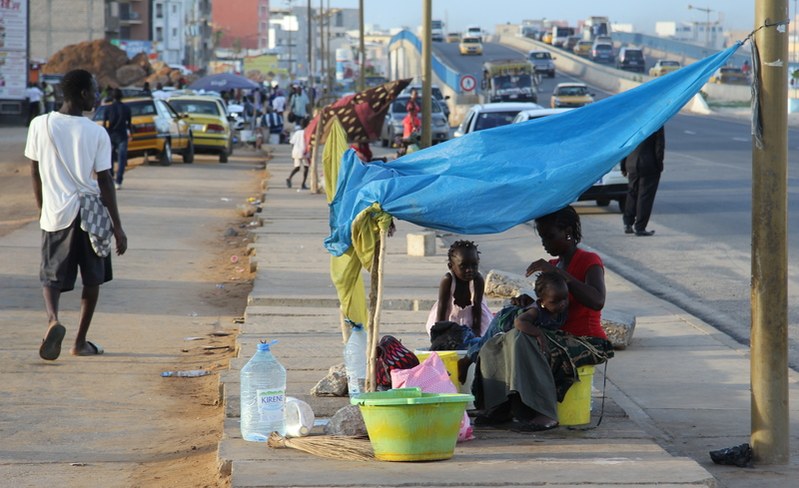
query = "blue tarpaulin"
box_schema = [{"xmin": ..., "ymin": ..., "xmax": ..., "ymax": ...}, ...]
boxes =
[{"xmin": 325, "ymin": 44, "xmax": 741, "ymax": 257}]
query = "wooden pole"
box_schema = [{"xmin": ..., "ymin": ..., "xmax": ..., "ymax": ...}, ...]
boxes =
[
  {"xmin": 309, "ymin": 110, "xmax": 323, "ymax": 193},
  {"xmin": 751, "ymin": 0, "xmax": 789, "ymax": 464},
  {"xmin": 365, "ymin": 235, "xmax": 382, "ymax": 392},
  {"xmin": 421, "ymin": 0, "xmax": 433, "ymax": 148}
]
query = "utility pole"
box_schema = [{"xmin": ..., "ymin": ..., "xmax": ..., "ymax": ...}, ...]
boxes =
[
  {"xmin": 358, "ymin": 0, "xmax": 365, "ymax": 92},
  {"xmin": 307, "ymin": 0, "xmax": 314, "ymax": 107},
  {"xmin": 421, "ymin": 0, "xmax": 432, "ymax": 148},
  {"xmin": 286, "ymin": 0, "xmax": 294, "ymax": 79},
  {"xmin": 751, "ymin": 0, "xmax": 789, "ymax": 464}
]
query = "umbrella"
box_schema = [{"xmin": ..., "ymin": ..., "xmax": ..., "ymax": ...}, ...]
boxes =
[
  {"xmin": 188, "ymin": 73, "xmax": 260, "ymax": 91},
  {"xmin": 305, "ymin": 79, "xmax": 412, "ymax": 148}
]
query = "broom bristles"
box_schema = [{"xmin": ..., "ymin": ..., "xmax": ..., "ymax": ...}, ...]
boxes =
[{"xmin": 267, "ymin": 432, "xmax": 374, "ymax": 461}]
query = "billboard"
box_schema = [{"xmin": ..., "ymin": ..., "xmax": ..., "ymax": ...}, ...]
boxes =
[
  {"xmin": 0, "ymin": 0, "xmax": 28, "ymax": 100},
  {"xmin": 243, "ymin": 54, "xmax": 284, "ymax": 82}
]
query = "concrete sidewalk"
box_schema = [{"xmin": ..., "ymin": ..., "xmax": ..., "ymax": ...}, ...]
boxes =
[{"xmin": 218, "ymin": 144, "xmax": 799, "ymax": 487}]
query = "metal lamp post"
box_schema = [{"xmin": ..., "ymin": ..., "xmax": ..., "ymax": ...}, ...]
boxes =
[{"xmin": 688, "ymin": 4, "xmax": 714, "ymax": 48}]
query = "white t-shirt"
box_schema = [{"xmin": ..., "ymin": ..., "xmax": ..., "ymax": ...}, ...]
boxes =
[
  {"xmin": 272, "ymin": 95, "xmax": 286, "ymax": 113},
  {"xmin": 290, "ymin": 128, "xmax": 306, "ymax": 159},
  {"xmin": 24, "ymin": 112, "xmax": 112, "ymax": 232},
  {"xmin": 26, "ymin": 86, "xmax": 44, "ymax": 102}
]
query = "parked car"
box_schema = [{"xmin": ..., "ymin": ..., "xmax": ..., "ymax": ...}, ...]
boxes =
[
  {"xmin": 167, "ymin": 95, "xmax": 234, "ymax": 163},
  {"xmin": 649, "ymin": 59, "xmax": 682, "ymax": 77},
  {"xmin": 453, "ymin": 102, "xmax": 542, "ymax": 138},
  {"xmin": 380, "ymin": 96, "xmax": 450, "ymax": 147},
  {"xmin": 573, "ymin": 40, "xmax": 593, "ymax": 58},
  {"xmin": 402, "ymin": 83, "xmax": 451, "ymax": 121},
  {"xmin": 710, "ymin": 67, "xmax": 750, "ymax": 85},
  {"xmin": 550, "ymin": 83, "xmax": 594, "ymax": 108},
  {"xmin": 590, "ymin": 43, "xmax": 615, "ymax": 64},
  {"xmin": 512, "ymin": 107, "xmax": 627, "ymax": 209},
  {"xmin": 459, "ymin": 36, "xmax": 483, "ymax": 55},
  {"xmin": 528, "ymin": 50, "xmax": 556, "ymax": 78},
  {"xmin": 616, "ymin": 47, "xmax": 645, "ymax": 73},
  {"xmin": 93, "ymin": 97, "xmax": 193, "ymax": 166},
  {"xmin": 446, "ymin": 32, "xmax": 461, "ymax": 43}
]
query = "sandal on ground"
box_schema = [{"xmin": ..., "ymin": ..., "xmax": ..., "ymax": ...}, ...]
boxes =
[
  {"xmin": 40, "ymin": 323, "xmax": 66, "ymax": 361},
  {"xmin": 72, "ymin": 341, "xmax": 104, "ymax": 356},
  {"xmin": 511, "ymin": 419, "xmax": 559, "ymax": 433}
]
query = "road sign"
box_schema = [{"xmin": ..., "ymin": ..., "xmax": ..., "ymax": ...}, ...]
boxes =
[{"xmin": 460, "ymin": 75, "xmax": 477, "ymax": 92}]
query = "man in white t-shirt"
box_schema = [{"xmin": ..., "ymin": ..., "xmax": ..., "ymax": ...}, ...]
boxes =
[
  {"xmin": 25, "ymin": 69, "xmax": 127, "ymax": 360},
  {"xmin": 26, "ymin": 83, "xmax": 44, "ymax": 125}
]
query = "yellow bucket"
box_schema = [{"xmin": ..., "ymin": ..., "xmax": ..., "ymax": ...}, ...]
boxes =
[
  {"xmin": 414, "ymin": 350, "xmax": 463, "ymax": 389},
  {"xmin": 556, "ymin": 365, "xmax": 595, "ymax": 426},
  {"xmin": 351, "ymin": 387, "xmax": 473, "ymax": 461}
]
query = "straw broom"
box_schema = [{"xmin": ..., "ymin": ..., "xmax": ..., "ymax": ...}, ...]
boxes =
[{"xmin": 267, "ymin": 432, "xmax": 374, "ymax": 461}]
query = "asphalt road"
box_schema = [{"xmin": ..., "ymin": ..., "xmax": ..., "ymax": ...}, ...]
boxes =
[{"xmin": 426, "ymin": 41, "xmax": 799, "ymax": 369}]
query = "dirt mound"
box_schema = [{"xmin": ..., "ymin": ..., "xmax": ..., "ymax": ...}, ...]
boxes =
[{"xmin": 42, "ymin": 39, "xmax": 189, "ymax": 88}]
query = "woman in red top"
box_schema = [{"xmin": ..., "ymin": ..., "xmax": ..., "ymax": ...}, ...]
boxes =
[{"xmin": 474, "ymin": 205, "xmax": 612, "ymax": 432}]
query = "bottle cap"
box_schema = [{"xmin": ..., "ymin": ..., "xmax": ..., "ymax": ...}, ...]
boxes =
[{"xmin": 257, "ymin": 339, "xmax": 278, "ymax": 351}]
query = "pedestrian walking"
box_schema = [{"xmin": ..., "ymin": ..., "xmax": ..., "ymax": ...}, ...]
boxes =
[
  {"xmin": 102, "ymin": 88, "xmax": 133, "ymax": 189},
  {"xmin": 262, "ymin": 106, "xmax": 284, "ymax": 146},
  {"xmin": 622, "ymin": 126, "xmax": 665, "ymax": 236},
  {"xmin": 287, "ymin": 117, "xmax": 310, "ymax": 190},
  {"xmin": 26, "ymin": 83, "xmax": 44, "ymax": 125},
  {"xmin": 42, "ymin": 81, "xmax": 56, "ymax": 113},
  {"xmin": 25, "ymin": 69, "xmax": 127, "ymax": 360}
]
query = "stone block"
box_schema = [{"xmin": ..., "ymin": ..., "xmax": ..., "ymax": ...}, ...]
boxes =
[
  {"xmin": 601, "ymin": 310, "xmax": 636, "ymax": 350},
  {"xmin": 484, "ymin": 269, "xmax": 536, "ymax": 298},
  {"xmin": 324, "ymin": 404, "xmax": 368, "ymax": 436},
  {"xmin": 406, "ymin": 232, "xmax": 436, "ymax": 257},
  {"xmin": 310, "ymin": 363, "xmax": 348, "ymax": 397}
]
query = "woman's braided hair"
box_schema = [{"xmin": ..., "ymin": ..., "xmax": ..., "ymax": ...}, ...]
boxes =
[{"xmin": 534, "ymin": 205, "xmax": 582, "ymax": 243}]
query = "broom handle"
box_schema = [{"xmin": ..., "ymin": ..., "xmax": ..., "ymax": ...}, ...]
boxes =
[{"xmin": 365, "ymin": 235, "xmax": 381, "ymax": 392}]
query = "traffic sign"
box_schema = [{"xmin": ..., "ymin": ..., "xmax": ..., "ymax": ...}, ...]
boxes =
[{"xmin": 460, "ymin": 75, "xmax": 477, "ymax": 92}]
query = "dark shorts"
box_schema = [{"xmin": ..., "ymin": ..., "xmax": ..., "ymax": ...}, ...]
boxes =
[{"xmin": 40, "ymin": 216, "xmax": 113, "ymax": 292}]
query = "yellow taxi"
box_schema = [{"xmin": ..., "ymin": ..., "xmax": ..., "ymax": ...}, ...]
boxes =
[
  {"xmin": 446, "ymin": 32, "xmax": 461, "ymax": 43},
  {"xmin": 649, "ymin": 60, "xmax": 681, "ymax": 77},
  {"xmin": 459, "ymin": 36, "xmax": 483, "ymax": 55},
  {"xmin": 710, "ymin": 67, "xmax": 750, "ymax": 85},
  {"xmin": 167, "ymin": 95, "xmax": 234, "ymax": 163},
  {"xmin": 94, "ymin": 96, "xmax": 193, "ymax": 165},
  {"xmin": 573, "ymin": 40, "xmax": 593, "ymax": 57},
  {"xmin": 542, "ymin": 32, "xmax": 553, "ymax": 44},
  {"xmin": 550, "ymin": 82, "xmax": 594, "ymax": 108}
]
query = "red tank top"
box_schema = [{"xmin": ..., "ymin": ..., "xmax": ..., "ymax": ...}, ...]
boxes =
[{"xmin": 550, "ymin": 248, "xmax": 606, "ymax": 338}]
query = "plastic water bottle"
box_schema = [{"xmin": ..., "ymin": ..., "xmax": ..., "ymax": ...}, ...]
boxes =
[
  {"xmin": 343, "ymin": 324, "xmax": 367, "ymax": 396},
  {"xmin": 240, "ymin": 340, "xmax": 286, "ymax": 441}
]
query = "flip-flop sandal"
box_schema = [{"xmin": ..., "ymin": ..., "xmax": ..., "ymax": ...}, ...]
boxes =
[
  {"xmin": 74, "ymin": 341, "xmax": 104, "ymax": 356},
  {"xmin": 40, "ymin": 323, "xmax": 66, "ymax": 361}
]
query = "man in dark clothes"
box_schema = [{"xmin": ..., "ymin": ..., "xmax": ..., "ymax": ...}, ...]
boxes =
[
  {"xmin": 621, "ymin": 126, "xmax": 665, "ymax": 236},
  {"xmin": 102, "ymin": 88, "xmax": 133, "ymax": 189}
]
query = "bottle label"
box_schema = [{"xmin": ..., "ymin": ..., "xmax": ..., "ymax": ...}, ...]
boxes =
[{"xmin": 256, "ymin": 388, "xmax": 285, "ymax": 417}]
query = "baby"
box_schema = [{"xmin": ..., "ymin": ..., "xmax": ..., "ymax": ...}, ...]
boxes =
[{"xmin": 426, "ymin": 240, "xmax": 494, "ymax": 338}]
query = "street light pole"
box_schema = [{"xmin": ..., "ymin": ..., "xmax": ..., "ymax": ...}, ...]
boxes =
[
  {"xmin": 286, "ymin": 0, "xmax": 294, "ymax": 79},
  {"xmin": 688, "ymin": 4, "xmax": 714, "ymax": 48}
]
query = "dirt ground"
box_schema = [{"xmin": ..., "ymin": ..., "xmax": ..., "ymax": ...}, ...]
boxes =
[{"xmin": 1, "ymin": 140, "xmax": 255, "ymax": 487}]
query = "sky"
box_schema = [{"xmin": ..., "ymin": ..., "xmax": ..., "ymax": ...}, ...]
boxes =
[{"xmin": 326, "ymin": 1, "xmax": 760, "ymax": 35}]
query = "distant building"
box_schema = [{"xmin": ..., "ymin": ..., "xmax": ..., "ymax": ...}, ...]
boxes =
[
  {"xmin": 655, "ymin": 20, "xmax": 724, "ymax": 50},
  {"xmin": 212, "ymin": 0, "xmax": 270, "ymax": 50}
]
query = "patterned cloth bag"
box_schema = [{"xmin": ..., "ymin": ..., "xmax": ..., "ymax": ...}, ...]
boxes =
[
  {"xmin": 374, "ymin": 335, "xmax": 420, "ymax": 389},
  {"xmin": 78, "ymin": 193, "xmax": 113, "ymax": 257}
]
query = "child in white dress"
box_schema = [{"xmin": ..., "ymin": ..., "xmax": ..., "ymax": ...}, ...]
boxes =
[{"xmin": 426, "ymin": 240, "xmax": 494, "ymax": 338}]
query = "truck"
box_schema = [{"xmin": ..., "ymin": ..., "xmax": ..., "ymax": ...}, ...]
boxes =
[
  {"xmin": 480, "ymin": 59, "xmax": 538, "ymax": 104},
  {"xmin": 431, "ymin": 20, "xmax": 445, "ymax": 42},
  {"xmin": 550, "ymin": 25, "xmax": 575, "ymax": 48},
  {"xmin": 582, "ymin": 16, "xmax": 611, "ymax": 42}
]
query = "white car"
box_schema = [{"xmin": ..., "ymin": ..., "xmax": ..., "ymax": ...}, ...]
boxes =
[
  {"xmin": 512, "ymin": 108, "xmax": 627, "ymax": 210},
  {"xmin": 454, "ymin": 102, "xmax": 542, "ymax": 138}
]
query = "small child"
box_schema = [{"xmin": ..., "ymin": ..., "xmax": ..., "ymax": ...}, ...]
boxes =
[
  {"xmin": 514, "ymin": 271, "xmax": 569, "ymax": 334},
  {"xmin": 287, "ymin": 116, "xmax": 310, "ymax": 190},
  {"xmin": 425, "ymin": 240, "xmax": 494, "ymax": 338}
]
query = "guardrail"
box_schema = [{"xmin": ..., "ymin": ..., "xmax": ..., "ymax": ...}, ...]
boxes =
[{"xmin": 613, "ymin": 32, "xmax": 750, "ymax": 67}]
